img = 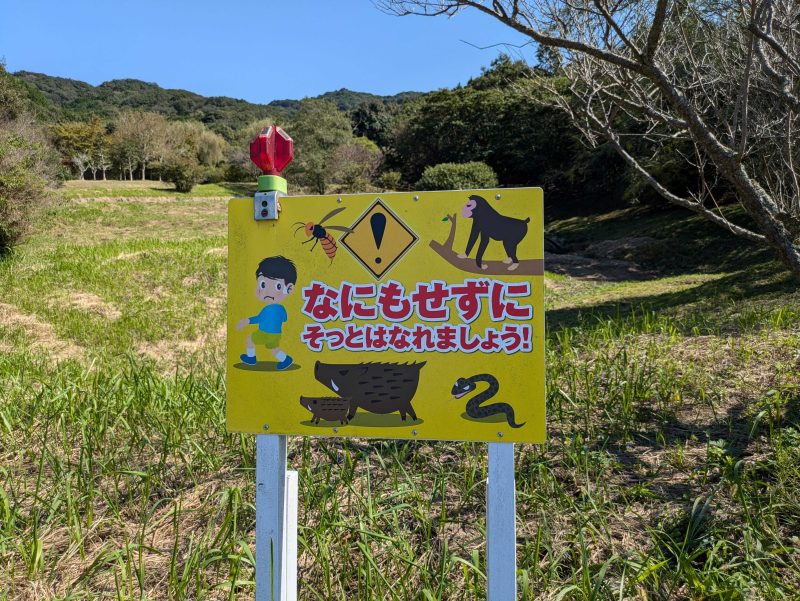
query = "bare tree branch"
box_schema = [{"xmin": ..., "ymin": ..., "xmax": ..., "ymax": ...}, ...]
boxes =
[
  {"xmin": 381, "ymin": 0, "xmax": 800, "ymax": 276},
  {"xmin": 644, "ymin": 0, "xmax": 669, "ymax": 60},
  {"xmin": 590, "ymin": 113, "xmax": 766, "ymax": 243}
]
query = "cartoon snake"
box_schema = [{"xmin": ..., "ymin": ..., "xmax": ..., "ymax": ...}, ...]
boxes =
[{"xmin": 451, "ymin": 374, "xmax": 525, "ymax": 428}]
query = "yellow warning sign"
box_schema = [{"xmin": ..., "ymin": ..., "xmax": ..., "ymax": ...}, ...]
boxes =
[
  {"xmin": 227, "ymin": 189, "xmax": 545, "ymax": 443},
  {"xmin": 340, "ymin": 199, "xmax": 417, "ymax": 279}
]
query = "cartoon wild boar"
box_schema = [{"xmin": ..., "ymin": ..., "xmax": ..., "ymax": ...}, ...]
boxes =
[
  {"xmin": 299, "ymin": 396, "xmax": 351, "ymax": 425},
  {"xmin": 313, "ymin": 361, "xmax": 425, "ymax": 422}
]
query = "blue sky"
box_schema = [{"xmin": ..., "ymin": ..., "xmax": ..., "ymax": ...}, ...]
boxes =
[{"xmin": 0, "ymin": 0, "xmax": 531, "ymax": 103}]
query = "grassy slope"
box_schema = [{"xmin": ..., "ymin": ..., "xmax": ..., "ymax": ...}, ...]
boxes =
[
  {"xmin": 57, "ymin": 179, "xmax": 258, "ymax": 199},
  {"xmin": 0, "ymin": 185, "xmax": 798, "ymax": 599}
]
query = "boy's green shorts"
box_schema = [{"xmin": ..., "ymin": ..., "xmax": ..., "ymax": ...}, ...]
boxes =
[{"xmin": 252, "ymin": 330, "xmax": 281, "ymax": 349}]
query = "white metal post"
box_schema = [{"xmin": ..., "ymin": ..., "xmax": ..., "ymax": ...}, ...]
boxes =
[
  {"xmin": 256, "ymin": 434, "xmax": 293, "ymax": 601},
  {"xmin": 283, "ymin": 470, "xmax": 298, "ymax": 600},
  {"xmin": 487, "ymin": 442, "xmax": 517, "ymax": 600}
]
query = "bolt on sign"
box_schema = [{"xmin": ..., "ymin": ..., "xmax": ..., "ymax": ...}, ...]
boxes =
[{"xmin": 227, "ymin": 189, "xmax": 545, "ymax": 443}]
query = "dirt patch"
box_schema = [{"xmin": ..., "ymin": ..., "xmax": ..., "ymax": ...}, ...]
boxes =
[
  {"xmin": 205, "ymin": 296, "xmax": 225, "ymax": 313},
  {"xmin": 72, "ymin": 195, "xmax": 230, "ymax": 204},
  {"xmin": 135, "ymin": 324, "xmax": 225, "ymax": 369},
  {"xmin": 585, "ymin": 236, "xmax": 670, "ymax": 263},
  {"xmin": 144, "ymin": 286, "xmax": 169, "ymax": 302},
  {"xmin": 0, "ymin": 302, "xmax": 85, "ymax": 363},
  {"xmin": 544, "ymin": 278, "xmax": 566, "ymax": 290},
  {"xmin": 545, "ymin": 251, "xmax": 653, "ymax": 281},
  {"xmin": 62, "ymin": 292, "xmax": 122, "ymax": 321},
  {"xmin": 112, "ymin": 250, "xmax": 153, "ymax": 261}
]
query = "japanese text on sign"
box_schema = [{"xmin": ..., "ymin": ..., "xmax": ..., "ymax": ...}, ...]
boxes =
[{"xmin": 299, "ymin": 279, "xmax": 533, "ymax": 354}]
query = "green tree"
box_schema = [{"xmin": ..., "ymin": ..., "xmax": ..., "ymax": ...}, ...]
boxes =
[
  {"xmin": 110, "ymin": 111, "xmax": 167, "ymax": 180},
  {"xmin": 467, "ymin": 54, "xmax": 535, "ymax": 90},
  {"xmin": 49, "ymin": 116, "xmax": 109, "ymax": 180},
  {"xmin": 158, "ymin": 120, "xmax": 227, "ymax": 191},
  {"xmin": 109, "ymin": 112, "xmax": 140, "ymax": 180},
  {"xmin": 388, "ymin": 57, "xmax": 579, "ymax": 191},
  {"xmin": 163, "ymin": 121, "xmax": 227, "ymax": 166},
  {"xmin": 287, "ymin": 99, "xmax": 352, "ymax": 194},
  {"xmin": 52, "ymin": 120, "xmax": 93, "ymax": 179},
  {"xmin": 85, "ymin": 115, "xmax": 111, "ymax": 180},
  {"xmin": 350, "ymin": 100, "xmax": 399, "ymax": 150}
]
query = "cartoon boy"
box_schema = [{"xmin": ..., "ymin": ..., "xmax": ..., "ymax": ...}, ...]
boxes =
[{"xmin": 236, "ymin": 255, "xmax": 297, "ymax": 369}]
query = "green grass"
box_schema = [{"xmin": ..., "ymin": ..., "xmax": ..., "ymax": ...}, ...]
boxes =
[
  {"xmin": 1, "ymin": 196, "xmax": 798, "ymax": 599},
  {"xmin": 57, "ymin": 179, "xmax": 258, "ymax": 199}
]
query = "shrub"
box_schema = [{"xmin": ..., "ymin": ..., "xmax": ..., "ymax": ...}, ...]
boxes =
[
  {"xmin": 161, "ymin": 156, "xmax": 203, "ymax": 193},
  {"xmin": 201, "ymin": 165, "xmax": 226, "ymax": 184},
  {"xmin": 224, "ymin": 157, "xmax": 256, "ymax": 182},
  {"xmin": 379, "ymin": 170, "xmax": 402, "ymax": 191},
  {"xmin": 0, "ymin": 66, "xmax": 53, "ymax": 252},
  {"xmin": 416, "ymin": 161, "xmax": 498, "ymax": 191}
]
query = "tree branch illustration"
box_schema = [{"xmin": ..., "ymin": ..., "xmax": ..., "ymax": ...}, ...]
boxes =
[{"xmin": 429, "ymin": 214, "xmax": 544, "ymax": 276}]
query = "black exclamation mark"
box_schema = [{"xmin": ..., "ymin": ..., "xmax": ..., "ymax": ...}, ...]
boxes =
[{"xmin": 370, "ymin": 213, "xmax": 387, "ymax": 264}]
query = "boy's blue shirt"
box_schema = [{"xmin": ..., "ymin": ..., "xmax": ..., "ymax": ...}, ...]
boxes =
[{"xmin": 249, "ymin": 304, "xmax": 288, "ymax": 333}]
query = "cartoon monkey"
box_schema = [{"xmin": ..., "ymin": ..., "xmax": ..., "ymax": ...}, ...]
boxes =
[{"xmin": 458, "ymin": 194, "xmax": 530, "ymax": 271}]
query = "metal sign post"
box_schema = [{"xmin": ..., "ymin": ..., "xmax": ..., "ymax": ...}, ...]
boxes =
[
  {"xmin": 487, "ymin": 442, "xmax": 517, "ymax": 600},
  {"xmin": 256, "ymin": 438, "xmax": 517, "ymax": 600},
  {"xmin": 256, "ymin": 434, "xmax": 298, "ymax": 601}
]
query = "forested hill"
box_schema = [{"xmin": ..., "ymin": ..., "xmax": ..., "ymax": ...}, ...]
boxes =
[
  {"xmin": 14, "ymin": 71, "xmax": 421, "ymax": 139},
  {"xmin": 271, "ymin": 88, "xmax": 423, "ymax": 113}
]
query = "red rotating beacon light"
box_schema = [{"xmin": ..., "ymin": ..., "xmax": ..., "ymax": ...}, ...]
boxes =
[
  {"xmin": 250, "ymin": 125, "xmax": 294, "ymax": 176},
  {"xmin": 250, "ymin": 125, "xmax": 293, "ymax": 220}
]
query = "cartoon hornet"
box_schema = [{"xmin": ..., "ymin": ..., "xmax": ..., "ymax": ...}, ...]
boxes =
[
  {"xmin": 293, "ymin": 207, "xmax": 352, "ymax": 263},
  {"xmin": 236, "ymin": 255, "xmax": 297, "ymax": 370}
]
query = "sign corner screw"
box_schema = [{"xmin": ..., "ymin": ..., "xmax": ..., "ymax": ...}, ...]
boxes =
[
  {"xmin": 495, "ymin": 194, "xmax": 502, "ymax": 200},
  {"xmin": 262, "ymin": 424, "xmax": 269, "ymax": 431},
  {"xmin": 413, "ymin": 195, "xmax": 420, "ymax": 201},
  {"xmin": 497, "ymin": 431, "xmax": 504, "ymax": 438}
]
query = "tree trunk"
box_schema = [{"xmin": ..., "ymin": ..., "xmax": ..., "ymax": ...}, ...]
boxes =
[
  {"xmin": 141, "ymin": 162, "xmax": 146, "ymax": 181},
  {"xmin": 647, "ymin": 66, "xmax": 800, "ymax": 277}
]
